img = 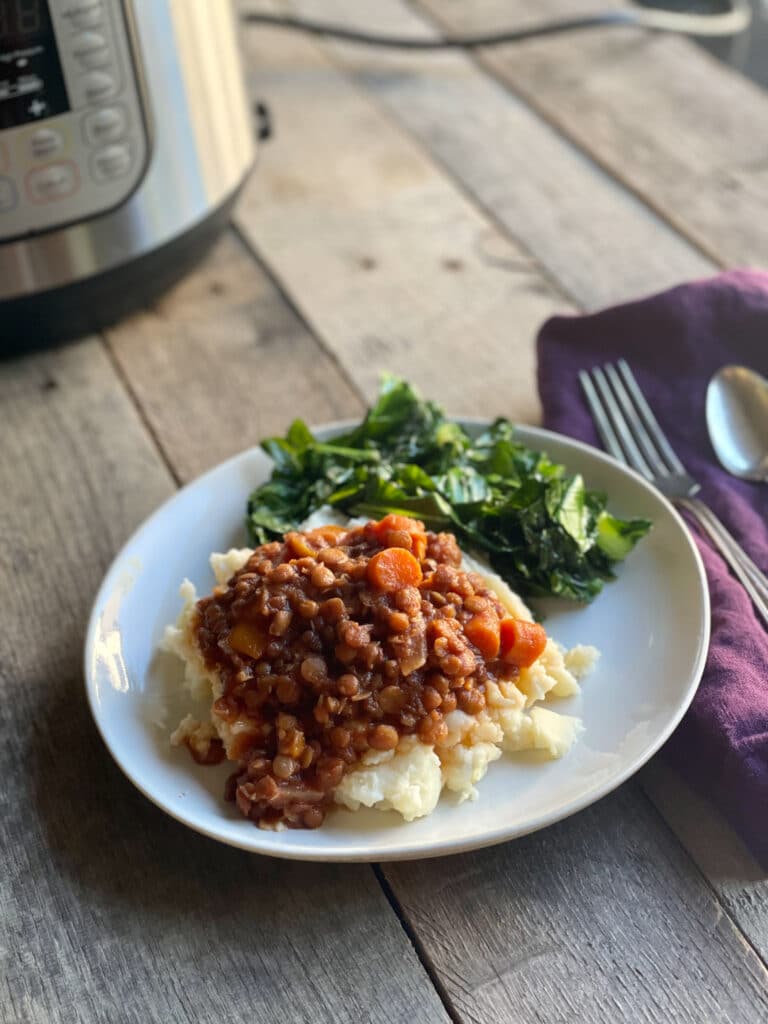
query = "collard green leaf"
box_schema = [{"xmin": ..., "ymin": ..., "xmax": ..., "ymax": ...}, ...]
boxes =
[
  {"xmin": 246, "ymin": 376, "xmax": 651, "ymax": 602},
  {"xmin": 432, "ymin": 466, "xmax": 490, "ymax": 505},
  {"xmin": 550, "ymin": 475, "xmax": 591, "ymax": 553},
  {"xmin": 596, "ymin": 510, "xmax": 653, "ymax": 560}
]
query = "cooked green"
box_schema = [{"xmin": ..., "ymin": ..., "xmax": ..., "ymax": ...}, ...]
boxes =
[{"xmin": 247, "ymin": 376, "xmax": 651, "ymax": 602}]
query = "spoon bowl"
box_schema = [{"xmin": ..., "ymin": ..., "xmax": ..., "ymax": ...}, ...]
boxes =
[{"xmin": 706, "ymin": 365, "xmax": 768, "ymax": 482}]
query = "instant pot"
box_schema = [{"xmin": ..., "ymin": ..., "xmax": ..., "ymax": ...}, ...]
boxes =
[{"xmin": 0, "ymin": 0, "xmax": 256, "ymax": 348}]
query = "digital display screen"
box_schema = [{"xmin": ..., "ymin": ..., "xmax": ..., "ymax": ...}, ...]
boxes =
[{"xmin": 0, "ymin": 0, "xmax": 69, "ymax": 129}]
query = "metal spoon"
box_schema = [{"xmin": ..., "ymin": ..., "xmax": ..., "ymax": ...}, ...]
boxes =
[{"xmin": 706, "ymin": 365, "xmax": 768, "ymax": 482}]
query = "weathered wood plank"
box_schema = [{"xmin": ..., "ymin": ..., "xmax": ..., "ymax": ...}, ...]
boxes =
[
  {"xmin": 386, "ymin": 787, "xmax": 768, "ymax": 1024},
  {"xmin": 69, "ymin": 7, "xmax": 768, "ymax": 1020},
  {"xmin": 642, "ymin": 760, "xmax": 768, "ymax": 964},
  {"xmin": 283, "ymin": 0, "xmax": 768, "ymax": 962},
  {"xmin": 416, "ymin": 0, "xmax": 768, "ymax": 268},
  {"xmin": 230, "ymin": 6, "xmax": 768, "ymax": 1016},
  {"xmin": 285, "ymin": 0, "xmax": 714, "ymax": 309},
  {"xmin": 107, "ymin": 230, "xmax": 364, "ymax": 483},
  {"xmin": 0, "ymin": 340, "xmax": 449, "ymax": 1024},
  {"xmin": 412, "ymin": 0, "xmax": 768, "ymax": 966},
  {"xmin": 235, "ymin": 8, "xmax": 575, "ymax": 425}
]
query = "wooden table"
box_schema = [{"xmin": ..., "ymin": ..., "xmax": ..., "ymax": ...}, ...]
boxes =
[{"xmin": 3, "ymin": 3, "xmax": 767, "ymax": 1021}]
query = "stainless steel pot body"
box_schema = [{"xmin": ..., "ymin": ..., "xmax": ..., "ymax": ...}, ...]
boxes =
[{"xmin": 0, "ymin": 0, "xmax": 254, "ymax": 311}]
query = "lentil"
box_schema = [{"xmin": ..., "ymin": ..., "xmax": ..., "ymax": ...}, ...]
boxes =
[{"xmin": 194, "ymin": 515, "xmax": 529, "ymax": 829}]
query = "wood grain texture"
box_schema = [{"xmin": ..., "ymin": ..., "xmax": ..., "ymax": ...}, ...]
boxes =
[
  {"xmin": 285, "ymin": 0, "xmax": 768, "ymax": 969},
  {"xmin": 386, "ymin": 787, "xmax": 768, "ymax": 1024},
  {"xmin": 642, "ymin": 760, "xmax": 768, "ymax": 963},
  {"xmin": 234, "ymin": 9, "xmax": 768, "ymax": 1007},
  {"xmin": 236, "ymin": 5, "xmax": 575, "ymax": 425},
  {"xmin": 5, "ymin": 6, "xmax": 766, "ymax": 1022},
  {"xmin": 271, "ymin": 0, "xmax": 768, "ymax": 952},
  {"xmin": 411, "ymin": 0, "xmax": 768, "ymax": 968},
  {"xmin": 107, "ymin": 230, "xmax": 364, "ymax": 484},
  {"xmin": 0, "ymin": 341, "xmax": 449, "ymax": 1024},
  {"xmin": 416, "ymin": 0, "xmax": 768, "ymax": 267},
  {"xmin": 285, "ymin": 0, "xmax": 714, "ymax": 310}
]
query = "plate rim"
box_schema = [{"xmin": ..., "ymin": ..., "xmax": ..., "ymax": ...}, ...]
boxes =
[{"xmin": 84, "ymin": 422, "xmax": 711, "ymax": 861}]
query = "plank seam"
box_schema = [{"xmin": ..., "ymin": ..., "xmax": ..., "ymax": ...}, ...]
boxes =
[
  {"xmin": 231, "ymin": 220, "xmax": 369, "ymax": 405},
  {"xmin": 272, "ymin": 6, "xmax": 582, "ymax": 312},
  {"xmin": 373, "ymin": 864, "xmax": 462, "ymax": 1024},
  {"xmin": 406, "ymin": 0, "xmax": 726, "ymax": 272},
  {"xmin": 100, "ymin": 335, "xmax": 183, "ymax": 488},
  {"xmin": 351, "ymin": 88, "xmax": 580, "ymax": 309},
  {"xmin": 283, "ymin": 4, "xmax": 766, "ymax": 968},
  {"xmin": 479, "ymin": 73, "xmax": 727, "ymax": 271},
  {"xmin": 637, "ymin": 781, "xmax": 768, "ymax": 975}
]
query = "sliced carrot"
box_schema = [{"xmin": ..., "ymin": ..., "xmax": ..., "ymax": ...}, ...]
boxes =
[
  {"xmin": 371, "ymin": 514, "xmax": 427, "ymax": 560},
  {"xmin": 372, "ymin": 513, "xmax": 425, "ymax": 537},
  {"xmin": 228, "ymin": 622, "xmax": 268, "ymax": 660},
  {"xmin": 306, "ymin": 524, "xmax": 348, "ymax": 546},
  {"xmin": 286, "ymin": 531, "xmax": 317, "ymax": 558},
  {"xmin": 499, "ymin": 618, "xmax": 547, "ymax": 668},
  {"xmin": 385, "ymin": 529, "xmax": 427, "ymax": 560},
  {"xmin": 367, "ymin": 547, "xmax": 423, "ymax": 591},
  {"xmin": 464, "ymin": 612, "xmax": 501, "ymax": 660},
  {"xmin": 227, "ymin": 722, "xmax": 261, "ymax": 761},
  {"xmin": 410, "ymin": 532, "xmax": 427, "ymax": 561}
]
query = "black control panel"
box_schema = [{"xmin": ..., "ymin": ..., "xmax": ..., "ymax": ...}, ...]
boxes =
[
  {"xmin": 0, "ymin": 0, "xmax": 149, "ymax": 240},
  {"xmin": 0, "ymin": 0, "xmax": 70, "ymax": 129}
]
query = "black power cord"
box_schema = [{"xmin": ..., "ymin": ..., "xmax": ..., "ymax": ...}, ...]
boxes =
[{"xmin": 241, "ymin": 2, "xmax": 751, "ymax": 48}]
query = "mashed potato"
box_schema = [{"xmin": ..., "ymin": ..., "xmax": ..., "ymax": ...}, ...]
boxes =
[{"xmin": 165, "ymin": 513, "xmax": 598, "ymax": 824}]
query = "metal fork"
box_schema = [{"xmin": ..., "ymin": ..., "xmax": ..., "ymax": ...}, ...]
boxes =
[{"xmin": 580, "ymin": 359, "xmax": 768, "ymax": 628}]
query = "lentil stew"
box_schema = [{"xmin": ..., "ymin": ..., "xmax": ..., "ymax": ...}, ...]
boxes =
[{"xmin": 193, "ymin": 514, "xmax": 546, "ymax": 829}]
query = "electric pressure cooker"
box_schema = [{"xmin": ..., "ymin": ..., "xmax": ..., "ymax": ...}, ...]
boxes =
[{"xmin": 0, "ymin": 0, "xmax": 256, "ymax": 347}]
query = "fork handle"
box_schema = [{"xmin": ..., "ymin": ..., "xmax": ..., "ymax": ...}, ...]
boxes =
[
  {"xmin": 685, "ymin": 499, "xmax": 768, "ymax": 591},
  {"xmin": 677, "ymin": 497, "xmax": 768, "ymax": 629}
]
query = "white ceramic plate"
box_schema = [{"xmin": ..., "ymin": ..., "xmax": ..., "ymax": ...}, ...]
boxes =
[{"xmin": 85, "ymin": 423, "xmax": 709, "ymax": 862}]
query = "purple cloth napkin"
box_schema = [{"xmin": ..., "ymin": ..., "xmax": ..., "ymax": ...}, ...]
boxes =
[{"xmin": 537, "ymin": 271, "xmax": 768, "ymax": 866}]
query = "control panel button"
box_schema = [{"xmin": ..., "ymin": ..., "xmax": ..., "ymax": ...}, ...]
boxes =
[
  {"xmin": 91, "ymin": 144, "xmax": 132, "ymax": 181},
  {"xmin": 63, "ymin": 1, "xmax": 102, "ymax": 19},
  {"xmin": 26, "ymin": 161, "xmax": 79, "ymax": 203},
  {"xmin": 0, "ymin": 176, "xmax": 19, "ymax": 212},
  {"xmin": 82, "ymin": 71, "xmax": 117, "ymax": 104},
  {"xmin": 72, "ymin": 31, "xmax": 110, "ymax": 68},
  {"xmin": 83, "ymin": 105, "xmax": 126, "ymax": 146},
  {"xmin": 70, "ymin": 5, "xmax": 103, "ymax": 30},
  {"xmin": 72, "ymin": 30, "xmax": 107, "ymax": 54},
  {"xmin": 0, "ymin": 0, "xmax": 147, "ymax": 238},
  {"xmin": 29, "ymin": 129, "xmax": 63, "ymax": 160},
  {"xmin": 79, "ymin": 47, "xmax": 111, "ymax": 70}
]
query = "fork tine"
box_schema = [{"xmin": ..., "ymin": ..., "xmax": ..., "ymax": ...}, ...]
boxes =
[
  {"xmin": 578, "ymin": 370, "xmax": 625, "ymax": 461},
  {"xmin": 616, "ymin": 359, "xmax": 687, "ymax": 475},
  {"xmin": 589, "ymin": 367, "xmax": 654, "ymax": 476},
  {"xmin": 604, "ymin": 363, "xmax": 670, "ymax": 478}
]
